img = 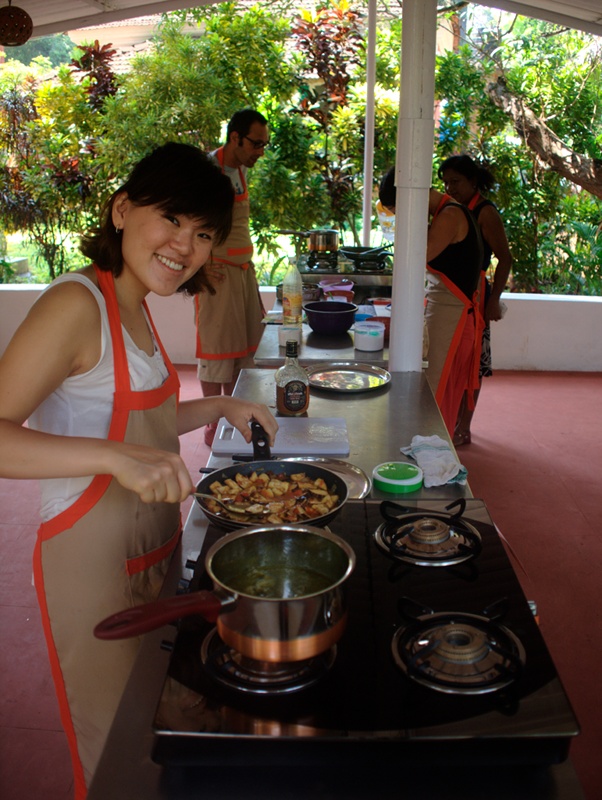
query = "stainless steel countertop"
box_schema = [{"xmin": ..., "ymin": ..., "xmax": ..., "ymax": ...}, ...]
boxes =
[
  {"xmin": 87, "ymin": 370, "xmax": 584, "ymax": 799},
  {"xmin": 255, "ymin": 321, "xmax": 390, "ymax": 367},
  {"xmin": 224, "ymin": 368, "xmax": 469, "ymax": 502}
]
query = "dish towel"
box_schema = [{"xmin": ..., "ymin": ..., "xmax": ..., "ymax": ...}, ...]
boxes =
[{"xmin": 400, "ymin": 435, "xmax": 468, "ymax": 488}]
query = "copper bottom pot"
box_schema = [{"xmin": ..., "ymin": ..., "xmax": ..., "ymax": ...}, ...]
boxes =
[{"xmin": 95, "ymin": 526, "xmax": 356, "ymax": 662}]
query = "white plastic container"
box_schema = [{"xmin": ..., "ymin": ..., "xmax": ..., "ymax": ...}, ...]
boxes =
[
  {"xmin": 279, "ymin": 325, "xmax": 302, "ymax": 347},
  {"xmin": 354, "ymin": 320, "xmax": 385, "ymax": 351}
]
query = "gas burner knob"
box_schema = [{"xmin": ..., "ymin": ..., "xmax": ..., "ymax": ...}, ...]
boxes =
[{"xmin": 177, "ymin": 578, "xmax": 191, "ymax": 594}]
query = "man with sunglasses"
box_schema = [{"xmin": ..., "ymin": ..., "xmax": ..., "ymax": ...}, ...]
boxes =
[{"xmin": 195, "ymin": 109, "xmax": 270, "ymax": 446}]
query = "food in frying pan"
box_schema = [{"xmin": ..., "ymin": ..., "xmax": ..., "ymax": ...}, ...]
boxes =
[{"xmin": 204, "ymin": 470, "xmax": 340, "ymax": 524}]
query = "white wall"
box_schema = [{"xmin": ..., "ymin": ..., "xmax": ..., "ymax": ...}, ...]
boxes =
[
  {"xmin": 489, "ymin": 294, "xmax": 602, "ymax": 371},
  {"xmin": 1, "ymin": 285, "xmax": 600, "ymax": 371}
]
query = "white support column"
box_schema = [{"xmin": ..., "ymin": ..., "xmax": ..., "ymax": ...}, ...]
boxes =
[
  {"xmin": 388, "ymin": 0, "xmax": 437, "ymax": 372},
  {"xmin": 361, "ymin": 0, "xmax": 377, "ymax": 246}
]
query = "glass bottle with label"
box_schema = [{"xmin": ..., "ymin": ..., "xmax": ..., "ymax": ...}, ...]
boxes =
[
  {"xmin": 282, "ymin": 261, "xmax": 303, "ymax": 325},
  {"xmin": 275, "ymin": 340, "xmax": 309, "ymax": 416}
]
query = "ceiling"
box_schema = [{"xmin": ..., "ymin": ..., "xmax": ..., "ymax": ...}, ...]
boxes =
[{"xmin": 8, "ymin": 0, "xmax": 602, "ymax": 40}]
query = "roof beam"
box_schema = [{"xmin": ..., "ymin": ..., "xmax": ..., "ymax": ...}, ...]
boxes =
[
  {"xmin": 473, "ymin": 0, "xmax": 602, "ymax": 37},
  {"xmin": 30, "ymin": 1, "xmax": 216, "ymax": 38}
]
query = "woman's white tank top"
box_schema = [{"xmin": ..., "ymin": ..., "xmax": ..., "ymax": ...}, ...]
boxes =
[{"xmin": 28, "ymin": 273, "xmax": 170, "ymax": 521}]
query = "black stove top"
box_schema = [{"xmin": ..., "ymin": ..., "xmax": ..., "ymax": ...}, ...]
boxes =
[{"xmin": 152, "ymin": 499, "xmax": 578, "ymax": 767}]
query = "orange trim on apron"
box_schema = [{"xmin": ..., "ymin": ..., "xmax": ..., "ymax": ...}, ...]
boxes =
[
  {"xmin": 211, "ymin": 256, "xmax": 252, "ymax": 269},
  {"xmin": 427, "ymin": 199, "xmax": 484, "ymax": 415},
  {"xmin": 33, "ymin": 267, "xmax": 182, "ymax": 798}
]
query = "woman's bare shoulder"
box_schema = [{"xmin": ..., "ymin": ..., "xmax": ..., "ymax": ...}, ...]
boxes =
[{"xmin": 16, "ymin": 270, "xmax": 103, "ymax": 370}]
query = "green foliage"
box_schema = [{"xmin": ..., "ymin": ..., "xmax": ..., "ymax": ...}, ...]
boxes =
[
  {"xmin": 433, "ymin": 15, "xmax": 602, "ymax": 294},
  {"xmin": 3, "ymin": 35, "xmax": 75, "ymax": 68},
  {"xmin": 1, "ymin": 4, "xmax": 600, "ymax": 295},
  {"xmin": 0, "ymin": 51, "xmax": 111, "ymax": 279},
  {"xmin": 95, "ymin": 4, "xmax": 297, "ymax": 183},
  {"xmin": 0, "ymin": 256, "xmax": 16, "ymax": 283}
]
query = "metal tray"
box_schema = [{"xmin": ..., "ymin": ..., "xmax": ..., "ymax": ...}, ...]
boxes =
[
  {"xmin": 281, "ymin": 457, "xmax": 371, "ymax": 499},
  {"xmin": 306, "ymin": 362, "xmax": 391, "ymax": 393}
]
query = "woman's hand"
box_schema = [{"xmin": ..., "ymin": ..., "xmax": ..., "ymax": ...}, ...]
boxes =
[
  {"xmin": 220, "ymin": 397, "xmax": 279, "ymax": 445},
  {"xmin": 485, "ymin": 295, "xmax": 504, "ymax": 323},
  {"xmin": 110, "ymin": 441, "xmax": 194, "ymax": 504}
]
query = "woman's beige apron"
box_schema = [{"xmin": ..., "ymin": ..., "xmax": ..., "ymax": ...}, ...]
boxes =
[
  {"xmin": 425, "ymin": 196, "xmax": 484, "ymax": 432},
  {"xmin": 194, "ymin": 146, "xmax": 264, "ymax": 372},
  {"xmin": 32, "ymin": 266, "xmax": 182, "ymax": 798}
]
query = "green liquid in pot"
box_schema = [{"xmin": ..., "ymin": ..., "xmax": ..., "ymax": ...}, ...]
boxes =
[{"xmin": 223, "ymin": 566, "xmax": 334, "ymax": 598}]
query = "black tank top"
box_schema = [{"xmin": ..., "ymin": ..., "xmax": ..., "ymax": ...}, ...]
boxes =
[{"xmin": 428, "ymin": 202, "xmax": 483, "ymax": 299}]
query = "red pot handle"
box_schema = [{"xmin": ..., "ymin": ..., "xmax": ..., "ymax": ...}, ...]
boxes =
[{"xmin": 93, "ymin": 590, "xmax": 228, "ymax": 640}]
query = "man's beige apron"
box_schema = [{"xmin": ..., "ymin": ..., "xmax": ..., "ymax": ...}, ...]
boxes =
[
  {"xmin": 194, "ymin": 146, "xmax": 264, "ymax": 369},
  {"xmin": 32, "ymin": 266, "xmax": 182, "ymax": 799}
]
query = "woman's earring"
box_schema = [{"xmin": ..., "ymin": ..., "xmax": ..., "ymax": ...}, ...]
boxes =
[{"xmin": 115, "ymin": 225, "xmax": 122, "ymax": 234}]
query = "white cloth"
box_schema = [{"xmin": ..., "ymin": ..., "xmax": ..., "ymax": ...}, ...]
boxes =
[{"xmin": 400, "ymin": 435, "xmax": 468, "ymax": 488}]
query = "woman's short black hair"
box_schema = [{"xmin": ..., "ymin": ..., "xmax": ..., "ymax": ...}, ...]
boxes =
[
  {"xmin": 438, "ymin": 154, "xmax": 495, "ymax": 194},
  {"xmin": 80, "ymin": 142, "xmax": 234, "ymax": 296},
  {"xmin": 378, "ymin": 167, "xmax": 396, "ymax": 209}
]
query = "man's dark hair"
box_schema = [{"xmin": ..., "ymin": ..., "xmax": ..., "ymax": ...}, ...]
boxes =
[
  {"xmin": 379, "ymin": 167, "xmax": 396, "ymax": 210},
  {"xmin": 226, "ymin": 109, "xmax": 268, "ymax": 142},
  {"xmin": 80, "ymin": 142, "xmax": 234, "ymax": 296}
]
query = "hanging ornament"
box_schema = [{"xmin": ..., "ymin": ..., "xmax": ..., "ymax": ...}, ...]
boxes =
[{"xmin": 0, "ymin": 1, "xmax": 33, "ymax": 47}]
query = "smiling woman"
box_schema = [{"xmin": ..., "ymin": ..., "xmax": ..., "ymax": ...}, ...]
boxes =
[{"xmin": 0, "ymin": 141, "xmax": 279, "ymax": 799}]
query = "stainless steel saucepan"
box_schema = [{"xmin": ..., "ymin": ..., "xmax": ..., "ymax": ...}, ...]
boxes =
[{"xmin": 94, "ymin": 525, "xmax": 356, "ymax": 662}]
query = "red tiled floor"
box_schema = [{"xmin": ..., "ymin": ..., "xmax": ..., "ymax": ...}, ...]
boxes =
[
  {"xmin": 458, "ymin": 371, "xmax": 602, "ymax": 800},
  {"xmin": 0, "ymin": 368, "xmax": 600, "ymax": 800}
]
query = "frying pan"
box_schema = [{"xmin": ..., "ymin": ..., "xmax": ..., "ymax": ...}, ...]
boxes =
[{"xmin": 195, "ymin": 421, "xmax": 349, "ymax": 530}]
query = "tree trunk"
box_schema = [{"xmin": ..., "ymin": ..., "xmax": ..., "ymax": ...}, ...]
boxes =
[{"xmin": 486, "ymin": 77, "xmax": 602, "ymax": 200}]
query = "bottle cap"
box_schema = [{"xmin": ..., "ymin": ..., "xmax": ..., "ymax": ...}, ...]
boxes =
[{"xmin": 285, "ymin": 339, "xmax": 298, "ymax": 357}]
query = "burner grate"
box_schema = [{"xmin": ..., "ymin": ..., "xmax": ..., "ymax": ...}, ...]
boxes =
[
  {"xmin": 392, "ymin": 612, "xmax": 526, "ymax": 695},
  {"xmin": 375, "ymin": 513, "xmax": 482, "ymax": 567}
]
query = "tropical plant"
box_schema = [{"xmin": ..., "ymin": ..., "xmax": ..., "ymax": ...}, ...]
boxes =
[
  {"xmin": 1, "ymin": 3, "xmax": 601, "ymax": 295},
  {"xmin": 433, "ymin": 11, "xmax": 602, "ymax": 292},
  {"xmin": 0, "ymin": 256, "xmax": 16, "ymax": 283},
  {"xmin": 0, "ymin": 44, "xmax": 114, "ymax": 279}
]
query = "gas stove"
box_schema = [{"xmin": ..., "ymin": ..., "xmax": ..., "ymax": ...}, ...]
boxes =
[
  {"xmin": 151, "ymin": 499, "xmax": 578, "ymax": 768},
  {"xmin": 298, "ymin": 252, "xmax": 393, "ymax": 276}
]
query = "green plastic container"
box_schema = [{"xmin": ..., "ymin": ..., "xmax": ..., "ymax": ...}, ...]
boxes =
[{"xmin": 372, "ymin": 462, "xmax": 423, "ymax": 494}]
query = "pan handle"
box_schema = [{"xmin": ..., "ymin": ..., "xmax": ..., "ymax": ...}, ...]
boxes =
[{"xmin": 93, "ymin": 590, "xmax": 231, "ymax": 640}]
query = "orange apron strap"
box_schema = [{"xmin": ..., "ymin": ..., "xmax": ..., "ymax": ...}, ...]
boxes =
[
  {"xmin": 212, "ymin": 256, "xmax": 252, "ymax": 269},
  {"xmin": 33, "ymin": 537, "xmax": 88, "ymax": 800}
]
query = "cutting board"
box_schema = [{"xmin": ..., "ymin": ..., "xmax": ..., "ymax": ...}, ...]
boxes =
[{"xmin": 212, "ymin": 417, "xmax": 350, "ymax": 457}]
